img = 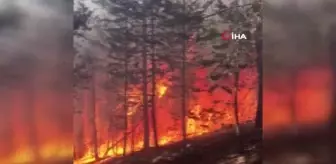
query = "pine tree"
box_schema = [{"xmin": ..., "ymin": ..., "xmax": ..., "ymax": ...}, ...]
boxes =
[
  {"xmin": 73, "ymin": 0, "xmax": 93, "ymax": 159},
  {"xmin": 88, "ymin": 56, "xmax": 99, "ymax": 160},
  {"xmin": 93, "ymin": 0, "xmax": 213, "ymax": 152},
  {"xmin": 156, "ymin": 0, "xmax": 206, "ymax": 141},
  {"xmin": 93, "ymin": 0, "xmax": 153, "ymax": 151},
  {"xmin": 196, "ymin": 0, "xmax": 260, "ymax": 135},
  {"xmin": 149, "ymin": 8, "xmax": 159, "ymax": 147},
  {"xmin": 255, "ymin": 22, "xmax": 262, "ymax": 130},
  {"xmin": 122, "ymin": 49, "xmax": 129, "ymax": 156}
]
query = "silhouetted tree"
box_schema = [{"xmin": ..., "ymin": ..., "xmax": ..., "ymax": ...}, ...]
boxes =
[
  {"xmin": 73, "ymin": 0, "xmax": 94, "ymax": 159},
  {"xmin": 197, "ymin": 0, "xmax": 260, "ymax": 135}
]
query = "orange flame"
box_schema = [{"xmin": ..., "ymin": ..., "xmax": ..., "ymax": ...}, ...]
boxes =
[
  {"xmin": 74, "ymin": 76, "xmax": 257, "ymax": 164},
  {"xmin": 157, "ymin": 84, "xmax": 167, "ymax": 98}
]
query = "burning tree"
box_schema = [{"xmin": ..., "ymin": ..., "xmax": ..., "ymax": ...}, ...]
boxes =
[
  {"xmin": 74, "ymin": 0, "xmax": 260, "ymax": 163},
  {"xmin": 74, "ymin": 0, "xmax": 98, "ymax": 160},
  {"xmin": 195, "ymin": 0, "xmax": 261, "ymax": 135}
]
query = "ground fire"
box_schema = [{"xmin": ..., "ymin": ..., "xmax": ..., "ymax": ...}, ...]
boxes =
[
  {"xmin": 72, "ymin": 64, "xmax": 333, "ymax": 164},
  {"xmin": 71, "ymin": 0, "xmax": 334, "ymax": 164},
  {"xmin": 0, "ymin": 66, "xmax": 331, "ymax": 164},
  {"xmin": 74, "ymin": 68, "xmax": 258, "ymax": 164}
]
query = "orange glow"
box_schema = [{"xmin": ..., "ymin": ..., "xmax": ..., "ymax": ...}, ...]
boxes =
[
  {"xmin": 0, "ymin": 84, "xmax": 73, "ymax": 164},
  {"xmin": 4, "ymin": 142, "xmax": 72, "ymax": 164},
  {"xmin": 157, "ymin": 84, "xmax": 167, "ymax": 98},
  {"xmin": 264, "ymin": 67, "xmax": 332, "ymax": 133},
  {"xmin": 74, "ymin": 68, "xmax": 257, "ymax": 164}
]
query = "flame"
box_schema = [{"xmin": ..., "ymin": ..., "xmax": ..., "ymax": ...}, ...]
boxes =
[
  {"xmin": 186, "ymin": 105, "xmax": 210, "ymax": 136},
  {"xmin": 74, "ymin": 74, "xmax": 257, "ymax": 164},
  {"xmin": 157, "ymin": 83, "xmax": 167, "ymax": 98}
]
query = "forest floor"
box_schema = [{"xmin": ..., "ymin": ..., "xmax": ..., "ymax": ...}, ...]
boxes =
[
  {"xmin": 98, "ymin": 123, "xmax": 262, "ymax": 164},
  {"xmin": 81, "ymin": 126, "xmax": 335, "ymax": 164}
]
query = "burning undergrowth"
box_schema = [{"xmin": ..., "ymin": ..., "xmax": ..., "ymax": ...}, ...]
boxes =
[
  {"xmin": 73, "ymin": 0, "xmax": 260, "ymax": 163},
  {"xmin": 73, "ymin": 60, "xmax": 258, "ymax": 163}
]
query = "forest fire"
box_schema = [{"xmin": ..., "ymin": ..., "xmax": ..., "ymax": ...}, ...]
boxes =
[
  {"xmin": 72, "ymin": 63, "xmax": 334, "ymax": 164},
  {"xmin": 74, "ymin": 67, "xmax": 258, "ymax": 164},
  {"xmin": 0, "ymin": 65, "xmax": 330, "ymax": 164},
  {"xmin": 72, "ymin": 0, "xmax": 262, "ymax": 163},
  {"xmin": 0, "ymin": 66, "xmax": 331, "ymax": 164}
]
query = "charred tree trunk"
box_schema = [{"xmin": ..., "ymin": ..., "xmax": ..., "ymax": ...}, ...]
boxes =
[
  {"xmin": 255, "ymin": 26, "xmax": 262, "ymax": 130},
  {"xmin": 150, "ymin": 15, "xmax": 159, "ymax": 148},
  {"xmin": 180, "ymin": 0, "xmax": 188, "ymax": 142},
  {"xmin": 74, "ymin": 89, "xmax": 85, "ymax": 159},
  {"xmin": 123, "ymin": 57, "xmax": 129, "ymax": 156},
  {"xmin": 181, "ymin": 36, "xmax": 188, "ymax": 141},
  {"xmin": 89, "ymin": 67, "xmax": 99, "ymax": 160},
  {"xmin": 131, "ymin": 119, "xmax": 135, "ymax": 153},
  {"xmin": 106, "ymin": 96, "xmax": 115, "ymax": 157},
  {"xmin": 142, "ymin": 16, "xmax": 150, "ymax": 150},
  {"xmin": 233, "ymin": 71, "xmax": 240, "ymax": 136}
]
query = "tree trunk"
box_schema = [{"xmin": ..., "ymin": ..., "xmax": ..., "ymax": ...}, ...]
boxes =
[
  {"xmin": 180, "ymin": 0, "xmax": 188, "ymax": 142},
  {"xmin": 89, "ymin": 69, "xmax": 99, "ymax": 160},
  {"xmin": 123, "ymin": 58, "xmax": 129, "ymax": 156},
  {"xmin": 233, "ymin": 71, "xmax": 240, "ymax": 136},
  {"xmin": 150, "ymin": 15, "xmax": 159, "ymax": 148},
  {"xmin": 255, "ymin": 31, "xmax": 262, "ymax": 130},
  {"xmin": 234, "ymin": 70, "xmax": 245, "ymax": 154},
  {"xmin": 142, "ymin": 16, "xmax": 150, "ymax": 150},
  {"xmin": 106, "ymin": 95, "xmax": 115, "ymax": 157},
  {"xmin": 74, "ymin": 89, "xmax": 85, "ymax": 159},
  {"xmin": 181, "ymin": 36, "xmax": 187, "ymax": 141},
  {"xmin": 131, "ymin": 118, "xmax": 135, "ymax": 153}
]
